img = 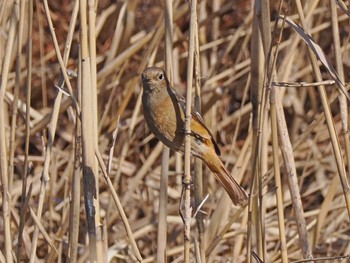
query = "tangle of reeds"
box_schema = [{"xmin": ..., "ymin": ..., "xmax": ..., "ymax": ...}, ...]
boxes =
[{"xmin": 0, "ymin": 0, "xmax": 350, "ymax": 262}]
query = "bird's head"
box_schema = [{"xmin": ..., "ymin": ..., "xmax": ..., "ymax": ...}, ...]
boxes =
[{"xmin": 141, "ymin": 67, "xmax": 167, "ymax": 94}]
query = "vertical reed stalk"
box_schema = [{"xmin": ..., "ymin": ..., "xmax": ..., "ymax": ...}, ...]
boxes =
[
  {"xmin": 156, "ymin": 0, "xmax": 173, "ymax": 262},
  {"xmin": 35, "ymin": 0, "xmax": 48, "ymax": 110},
  {"xmin": 11, "ymin": 6, "xmax": 25, "ymax": 259},
  {"xmin": 79, "ymin": 0, "xmax": 103, "ymax": 261},
  {"xmin": 9, "ymin": 0, "xmax": 25, "ymax": 194},
  {"xmin": 247, "ymin": 2, "xmax": 265, "ymax": 262},
  {"xmin": 256, "ymin": 0, "xmax": 271, "ymax": 261},
  {"xmin": 20, "ymin": 0, "xmax": 32, "ymax": 260},
  {"xmin": 69, "ymin": 41, "xmax": 82, "ymax": 263},
  {"xmin": 0, "ymin": 2, "xmax": 17, "ymax": 262},
  {"xmin": 193, "ymin": 17, "xmax": 205, "ymax": 263},
  {"xmin": 183, "ymin": 0, "xmax": 198, "ymax": 261}
]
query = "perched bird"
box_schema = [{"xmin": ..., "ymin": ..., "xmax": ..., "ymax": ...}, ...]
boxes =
[{"xmin": 141, "ymin": 67, "xmax": 248, "ymax": 206}]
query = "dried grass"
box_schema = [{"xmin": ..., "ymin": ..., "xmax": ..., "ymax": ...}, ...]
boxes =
[{"xmin": 0, "ymin": 0, "xmax": 350, "ymax": 262}]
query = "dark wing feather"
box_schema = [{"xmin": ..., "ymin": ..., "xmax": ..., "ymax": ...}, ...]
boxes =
[{"xmin": 173, "ymin": 88, "xmax": 221, "ymax": 156}]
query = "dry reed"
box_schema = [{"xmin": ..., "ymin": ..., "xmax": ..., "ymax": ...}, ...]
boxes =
[{"xmin": 0, "ymin": 0, "xmax": 350, "ymax": 262}]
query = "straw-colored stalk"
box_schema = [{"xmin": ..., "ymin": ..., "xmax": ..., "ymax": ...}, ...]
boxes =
[
  {"xmin": 69, "ymin": 30, "xmax": 82, "ymax": 263},
  {"xmin": 270, "ymin": 63, "xmax": 289, "ymax": 263},
  {"xmin": 105, "ymin": 3, "xmax": 127, "ymax": 64},
  {"xmin": 17, "ymin": 179, "xmax": 33, "ymax": 261},
  {"xmin": 247, "ymin": 3, "xmax": 265, "ymax": 262},
  {"xmin": 0, "ymin": 2, "xmax": 18, "ymax": 262},
  {"xmin": 275, "ymin": 87, "xmax": 313, "ymax": 260},
  {"xmin": 88, "ymin": 0, "xmax": 98, "ymax": 141},
  {"xmin": 265, "ymin": 2, "xmax": 288, "ymax": 262},
  {"xmin": 193, "ymin": 13, "xmax": 205, "ymax": 263},
  {"xmin": 18, "ymin": 0, "xmax": 33, "ymax": 260},
  {"xmin": 69, "ymin": 110, "xmax": 82, "ymax": 263},
  {"xmin": 79, "ymin": 0, "xmax": 104, "ymax": 262},
  {"xmin": 35, "ymin": 0, "xmax": 48, "ymax": 110},
  {"xmin": 255, "ymin": 1, "xmax": 272, "ymax": 261},
  {"xmin": 9, "ymin": 0, "xmax": 25, "ymax": 194},
  {"xmin": 296, "ymin": 0, "xmax": 350, "ymax": 219},
  {"xmin": 156, "ymin": 0, "xmax": 174, "ymax": 262},
  {"xmin": 183, "ymin": 0, "xmax": 198, "ymax": 261},
  {"xmin": 24, "ymin": 0, "xmax": 33, "ymax": 213},
  {"xmin": 12, "ymin": 1, "xmax": 26, "ymax": 260}
]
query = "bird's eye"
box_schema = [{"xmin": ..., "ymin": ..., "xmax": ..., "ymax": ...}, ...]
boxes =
[{"xmin": 158, "ymin": 73, "xmax": 164, "ymax": 80}]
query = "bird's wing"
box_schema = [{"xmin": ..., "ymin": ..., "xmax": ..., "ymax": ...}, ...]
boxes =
[{"xmin": 173, "ymin": 88, "xmax": 221, "ymax": 156}]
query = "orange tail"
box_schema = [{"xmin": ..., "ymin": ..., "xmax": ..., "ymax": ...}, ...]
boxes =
[{"xmin": 203, "ymin": 151, "xmax": 248, "ymax": 206}]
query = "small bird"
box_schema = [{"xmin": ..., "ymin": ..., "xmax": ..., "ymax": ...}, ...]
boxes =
[{"xmin": 141, "ymin": 67, "xmax": 248, "ymax": 206}]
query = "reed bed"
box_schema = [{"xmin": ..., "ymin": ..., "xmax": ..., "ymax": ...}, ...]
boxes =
[{"xmin": 0, "ymin": 0, "xmax": 350, "ymax": 262}]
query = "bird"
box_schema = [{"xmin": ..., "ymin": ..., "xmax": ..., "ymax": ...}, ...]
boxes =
[{"xmin": 141, "ymin": 66, "xmax": 248, "ymax": 206}]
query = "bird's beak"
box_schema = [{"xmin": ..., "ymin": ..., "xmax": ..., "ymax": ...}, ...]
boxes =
[
  {"xmin": 141, "ymin": 70, "xmax": 148, "ymax": 79},
  {"xmin": 141, "ymin": 73, "xmax": 150, "ymax": 84}
]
